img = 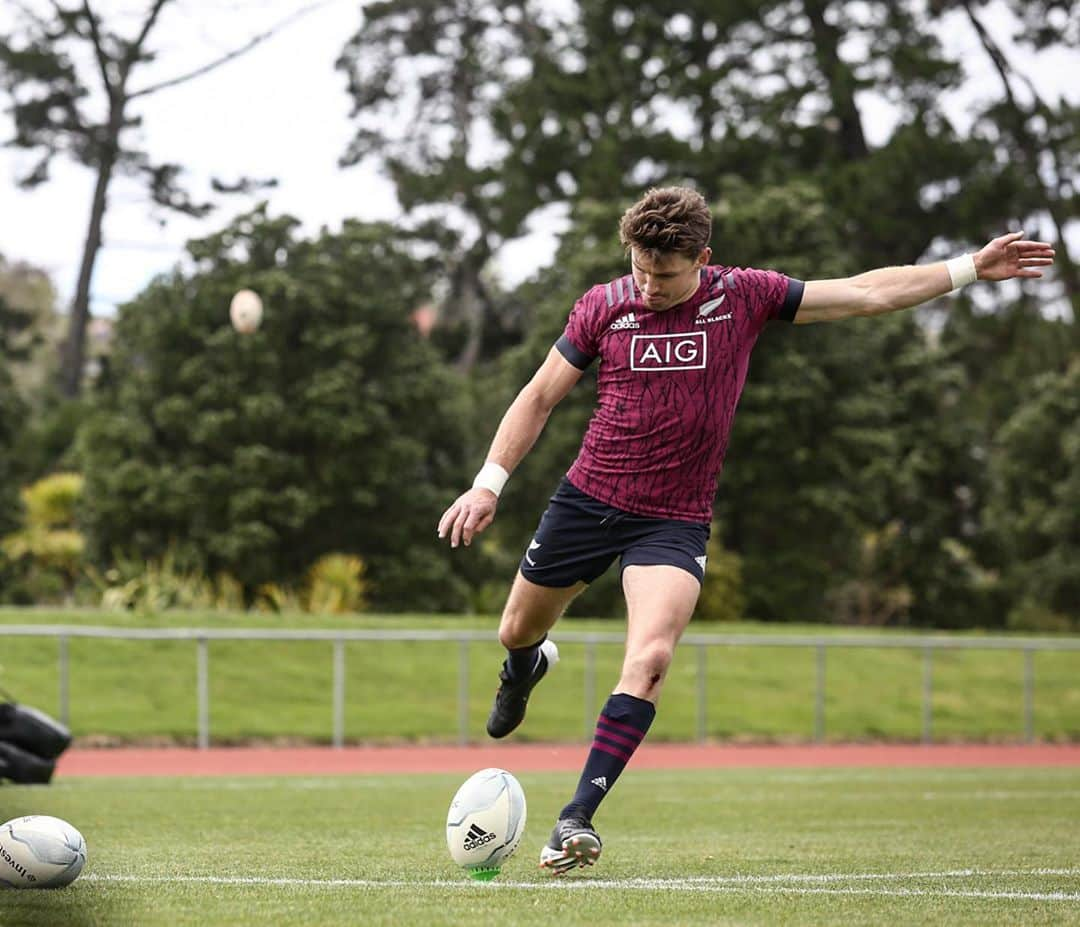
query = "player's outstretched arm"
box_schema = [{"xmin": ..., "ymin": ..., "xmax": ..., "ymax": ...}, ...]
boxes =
[
  {"xmin": 437, "ymin": 347, "xmax": 583, "ymax": 549},
  {"xmin": 795, "ymin": 231, "xmax": 1056, "ymax": 324}
]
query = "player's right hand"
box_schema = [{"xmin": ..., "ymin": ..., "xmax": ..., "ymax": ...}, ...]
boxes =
[{"xmin": 437, "ymin": 488, "xmax": 498, "ymax": 549}]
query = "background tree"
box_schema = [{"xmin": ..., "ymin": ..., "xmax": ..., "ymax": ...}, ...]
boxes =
[
  {"xmin": 930, "ymin": 0, "xmax": 1079, "ymax": 320},
  {"xmin": 0, "ymin": 254, "xmax": 56, "ymax": 393},
  {"xmin": 0, "ymin": 257, "xmax": 52, "ymax": 595},
  {"xmin": 4, "ymin": 0, "xmax": 1067, "ymax": 623},
  {"xmin": 337, "ymin": 0, "xmax": 565, "ymax": 371},
  {"xmin": 0, "ymin": 1, "xmax": 314, "ymax": 397},
  {"xmin": 78, "ymin": 207, "xmax": 472, "ymax": 611},
  {"xmin": 339, "ymin": 0, "xmax": 1067, "ymax": 305},
  {"xmin": 0, "ymin": 256, "xmax": 40, "ymax": 519},
  {"xmin": 0, "ymin": 254, "xmax": 91, "ymax": 481},
  {"xmin": 0, "ymin": 292, "xmax": 30, "ymax": 538},
  {"xmin": 984, "ymin": 359, "xmax": 1080, "ymax": 629},
  {"xmin": 333, "ymin": 0, "xmax": 1075, "ymax": 624}
]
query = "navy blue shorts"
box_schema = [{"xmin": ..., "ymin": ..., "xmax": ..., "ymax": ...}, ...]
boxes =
[{"xmin": 519, "ymin": 477, "xmax": 710, "ymax": 587}]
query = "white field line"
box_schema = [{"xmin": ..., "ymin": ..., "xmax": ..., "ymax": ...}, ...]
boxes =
[{"xmin": 82, "ymin": 870, "xmax": 1080, "ymax": 902}]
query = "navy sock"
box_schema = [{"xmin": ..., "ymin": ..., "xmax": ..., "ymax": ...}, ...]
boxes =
[
  {"xmin": 504, "ymin": 634, "xmax": 546, "ymax": 682},
  {"xmin": 560, "ymin": 692, "xmax": 656, "ymax": 821}
]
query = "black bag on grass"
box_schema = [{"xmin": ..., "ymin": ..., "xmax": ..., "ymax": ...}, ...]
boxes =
[
  {"xmin": 0, "ymin": 702, "xmax": 71, "ymax": 761},
  {"xmin": 0, "ymin": 699, "xmax": 71, "ymax": 784},
  {"xmin": 0, "ymin": 739, "xmax": 56, "ymax": 784}
]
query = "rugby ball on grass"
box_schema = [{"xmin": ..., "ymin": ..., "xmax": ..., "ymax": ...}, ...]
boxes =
[
  {"xmin": 0, "ymin": 815, "xmax": 87, "ymax": 888},
  {"xmin": 446, "ymin": 768, "xmax": 526, "ymax": 880}
]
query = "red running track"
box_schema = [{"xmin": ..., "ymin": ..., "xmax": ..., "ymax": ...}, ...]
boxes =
[{"xmin": 56, "ymin": 743, "xmax": 1080, "ymax": 777}]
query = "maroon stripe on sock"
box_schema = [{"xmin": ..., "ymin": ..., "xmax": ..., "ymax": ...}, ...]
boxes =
[
  {"xmin": 594, "ymin": 727, "xmax": 639, "ymax": 749},
  {"xmin": 598, "ymin": 714, "xmax": 647, "ymax": 741},
  {"xmin": 591, "ymin": 740, "xmax": 633, "ymax": 762},
  {"xmin": 595, "ymin": 734, "xmax": 634, "ymax": 755}
]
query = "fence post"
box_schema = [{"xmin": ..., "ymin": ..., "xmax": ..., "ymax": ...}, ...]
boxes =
[
  {"xmin": 1023, "ymin": 649, "xmax": 1034, "ymax": 743},
  {"xmin": 922, "ymin": 647, "xmax": 934, "ymax": 744},
  {"xmin": 584, "ymin": 640, "xmax": 596, "ymax": 741},
  {"xmin": 333, "ymin": 639, "xmax": 345, "ymax": 749},
  {"xmin": 697, "ymin": 644, "xmax": 707, "ymax": 743},
  {"xmin": 58, "ymin": 634, "xmax": 69, "ymax": 728},
  {"xmin": 458, "ymin": 639, "xmax": 470, "ymax": 746},
  {"xmin": 814, "ymin": 644, "xmax": 826, "ymax": 743},
  {"xmin": 197, "ymin": 637, "xmax": 209, "ymax": 750}
]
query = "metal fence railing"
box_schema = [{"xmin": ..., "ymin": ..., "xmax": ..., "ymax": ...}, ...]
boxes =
[{"xmin": 1, "ymin": 625, "xmax": 1078, "ymax": 748}]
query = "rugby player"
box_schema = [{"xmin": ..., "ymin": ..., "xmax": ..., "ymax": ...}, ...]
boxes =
[{"xmin": 437, "ymin": 186, "xmax": 1054, "ymax": 874}]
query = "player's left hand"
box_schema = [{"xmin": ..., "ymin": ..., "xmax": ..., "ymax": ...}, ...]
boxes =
[{"xmin": 974, "ymin": 231, "xmax": 1055, "ymax": 282}]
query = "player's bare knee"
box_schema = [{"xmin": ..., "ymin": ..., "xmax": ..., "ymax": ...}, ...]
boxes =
[
  {"xmin": 498, "ymin": 623, "xmax": 530, "ymax": 650},
  {"xmin": 497, "ymin": 605, "xmax": 542, "ymax": 650},
  {"xmin": 624, "ymin": 641, "xmax": 674, "ymax": 686}
]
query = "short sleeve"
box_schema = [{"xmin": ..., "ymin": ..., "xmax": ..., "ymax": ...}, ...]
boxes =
[
  {"xmin": 727, "ymin": 268, "xmax": 804, "ymax": 329},
  {"xmin": 555, "ymin": 287, "xmax": 604, "ymax": 370}
]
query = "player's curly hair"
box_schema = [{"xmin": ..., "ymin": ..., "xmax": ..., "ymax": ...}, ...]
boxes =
[{"xmin": 619, "ymin": 186, "xmax": 712, "ymax": 260}]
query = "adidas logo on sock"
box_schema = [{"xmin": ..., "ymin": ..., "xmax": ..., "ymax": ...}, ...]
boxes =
[
  {"xmin": 463, "ymin": 823, "xmax": 497, "ymax": 851},
  {"xmin": 591, "ymin": 776, "xmax": 608, "ymax": 791}
]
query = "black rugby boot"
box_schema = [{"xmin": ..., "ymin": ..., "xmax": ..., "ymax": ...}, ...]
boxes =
[
  {"xmin": 485, "ymin": 640, "xmax": 559, "ymax": 738},
  {"xmin": 539, "ymin": 815, "xmax": 602, "ymax": 874}
]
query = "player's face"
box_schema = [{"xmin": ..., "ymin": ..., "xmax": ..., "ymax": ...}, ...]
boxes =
[{"xmin": 630, "ymin": 247, "xmax": 710, "ymax": 311}]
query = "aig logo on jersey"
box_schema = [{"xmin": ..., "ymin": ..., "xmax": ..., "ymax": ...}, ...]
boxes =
[{"xmin": 630, "ymin": 332, "xmax": 706, "ymax": 371}]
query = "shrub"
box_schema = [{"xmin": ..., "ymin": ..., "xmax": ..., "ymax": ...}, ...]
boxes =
[
  {"xmin": 0, "ymin": 472, "xmax": 86, "ymax": 602},
  {"xmin": 92, "ymin": 550, "xmax": 368, "ymax": 615},
  {"xmin": 306, "ymin": 553, "xmax": 368, "ymax": 614},
  {"xmin": 695, "ymin": 530, "xmax": 745, "ymax": 623}
]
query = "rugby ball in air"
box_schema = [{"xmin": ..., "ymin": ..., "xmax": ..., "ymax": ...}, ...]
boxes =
[
  {"xmin": 446, "ymin": 768, "xmax": 526, "ymax": 880},
  {"xmin": 229, "ymin": 288, "xmax": 263, "ymax": 333},
  {"xmin": 0, "ymin": 815, "xmax": 87, "ymax": 889}
]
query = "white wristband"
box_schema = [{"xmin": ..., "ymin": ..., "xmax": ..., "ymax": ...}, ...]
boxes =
[
  {"xmin": 472, "ymin": 462, "xmax": 509, "ymax": 497},
  {"xmin": 945, "ymin": 254, "xmax": 978, "ymax": 289}
]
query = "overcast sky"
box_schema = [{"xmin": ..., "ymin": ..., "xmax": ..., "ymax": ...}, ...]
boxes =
[{"xmin": 0, "ymin": 0, "xmax": 1077, "ymax": 318}]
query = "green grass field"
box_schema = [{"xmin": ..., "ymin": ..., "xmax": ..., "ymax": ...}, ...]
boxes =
[
  {"xmin": 1, "ymin": 609, "xmax": 1078, "ymax": 744},
  {"xmin": 1, "ymin": 766, "xmax": 1078, "ymax": 926}
]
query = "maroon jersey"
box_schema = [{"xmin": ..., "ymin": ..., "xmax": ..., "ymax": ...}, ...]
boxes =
[{"xmin": 556, "ymin": 266, "xmax": 803, "ymax": 522}]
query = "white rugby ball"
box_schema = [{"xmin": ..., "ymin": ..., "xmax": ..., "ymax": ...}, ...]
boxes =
[
  {"xmin": 0, "ymin": 815, "xmax": 87, "ymax": 889},
  {"xmin": 446, "ymin": 768, "xmax": 526, "ymax": 878},
  {"xmin": 229, "ymin": 288, "xmax": 263, "ymax": 333}
]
